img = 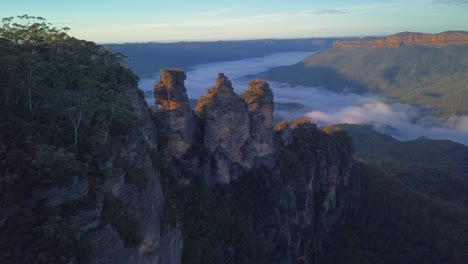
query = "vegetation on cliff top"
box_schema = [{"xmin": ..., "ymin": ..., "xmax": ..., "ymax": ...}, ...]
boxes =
[{"xmin": 0, "ymin": 15, "xmax": 142, "ymax": 263}]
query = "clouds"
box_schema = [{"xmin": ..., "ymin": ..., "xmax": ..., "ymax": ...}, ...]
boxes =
[
  {"xmin": 199, "ymin": 8, "xmax": 234, "ymax": 16},
  {"xmin": 433, "ymin": 0, "xmax": 468, "ymax": 4},
  {"xmin": 287, "ymin": 9, "xmax": 351, "ymax": 15},
  {"xmin": 139, "ymin": 51, "xmax": 468, "ymax": 145}
]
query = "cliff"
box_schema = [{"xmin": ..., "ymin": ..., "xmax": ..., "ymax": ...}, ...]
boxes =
[
  {"xmin": 83, "ymin": 89, "xmax": 182, "ymax": 264},
  {"xmin": 333, "ymin": 31, "xmax": 468, "ymax": 48},
  {"xmin": 0, "ymin": 31, "xmax": 183, "ymax": 264},
  {"xmin": 240, "ymin": 79, "xmax": 275, "ymax": 158},
  {"xmin": 154, "ymin": 72, "xmax": 359, "ymax": 263},
  {"xmin": 195, "ymin": 73, "xmax": 254, "ymax": 183}
]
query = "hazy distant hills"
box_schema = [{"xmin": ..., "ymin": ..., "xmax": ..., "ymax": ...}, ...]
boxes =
[
  {"xmin": 267, "ymin": 31, "xmax": 468, "ymax": 117},
  {"xmin": 104, "ymin": 38, "xmax": 340, "ymax": 77}
]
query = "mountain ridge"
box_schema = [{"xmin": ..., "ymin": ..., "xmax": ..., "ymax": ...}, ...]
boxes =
[
  {"xmin": 333, "ymin": 31, "xmax": 468, "ymax": 48},
  {"xmin": 266, "ymin": 39, "xmax": 468, "ymax": 117}
]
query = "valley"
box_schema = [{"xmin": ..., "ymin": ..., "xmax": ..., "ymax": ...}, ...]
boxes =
[{"xmin": 1, "ymin": 10, "xmax": 467, "ymax": 264}]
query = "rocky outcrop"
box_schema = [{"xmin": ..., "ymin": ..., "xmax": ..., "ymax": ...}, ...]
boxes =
[
  {"xmin": 152, "ymin": 71, "xmax": 359, "ymax": 263},
  {"xmin": 240, "ymin": 79, "xmax": 275, "ymax": 158},
  {"xmin": 154, "ymin": 69, "xmax": 198, "ymax": 158},
  {"xmin": 334, "ymin": 31, "xmax": 468, "ymax": 48},
  {"xmin": 268, "ymin": 119, "xmax": 357, "ymax": 263},
  {"xmin": 195, "ymin": 73, "xmax": 254, "ymax": 183}
]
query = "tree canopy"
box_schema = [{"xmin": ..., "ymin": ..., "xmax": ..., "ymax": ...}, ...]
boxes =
[{"xmin": 0, "ymin": 15, "xmax": 141, "ymax": 263}]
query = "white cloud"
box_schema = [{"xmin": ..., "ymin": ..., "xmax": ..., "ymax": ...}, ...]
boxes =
[
  {"xmin": 199, "ymin": 8, "xmax": 233, "ymax": 16},
  {"xmin": 433, "ymin": 0, "xmax": 468, "ymax": 4}
]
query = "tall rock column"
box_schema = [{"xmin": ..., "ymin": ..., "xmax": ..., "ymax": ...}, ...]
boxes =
[
  {"xmin": 240, "ymin": 79, "xmax": 275, "ymax": 158},
  {"xmin": 154, "ymin": 69, "xmax": 197, "ymax": 158},
  {"xmin": 195, "ymin": 73, "xmax": 253, "ymax": 183}
]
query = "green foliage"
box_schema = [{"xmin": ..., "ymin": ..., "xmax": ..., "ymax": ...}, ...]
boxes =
[
  {"xmin": 0, "ymin": 15, "xmax": 138, "ymax": 146},
  {"xmin": 0, "ymin": 15, "xmax": 142, "ymax": 262},
  {"xmin": 320, "ymin": 125, "xmax": 468, "ymax": 263},
  {"xmin": 160, "ymin": 164, "xmax": 283, "ymax": 264},
  {"xmin": 323, "ymin": 161, "xmax": 468, "ymax": 264}
]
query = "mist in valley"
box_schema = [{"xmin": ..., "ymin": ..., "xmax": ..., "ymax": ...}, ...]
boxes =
[{"xmin": 139, "ymin": 52, "xmax": 468, "ymax": 145}]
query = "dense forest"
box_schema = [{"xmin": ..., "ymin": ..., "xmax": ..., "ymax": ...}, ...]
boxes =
[
  {"xmin": 0, "ymin": 15, "xmax": 141, "ymax": 263},
  {"xmin": 322, "ymin": 125, "xmax": 468, "ymax": 263}
]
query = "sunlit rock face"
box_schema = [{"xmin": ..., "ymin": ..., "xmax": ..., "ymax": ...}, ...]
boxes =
[
  {"xmin": 154, "ymin": 69, "xmax": 198, "ymax": 158},
  {"xmin": 333, "ymin": 31, "xmax": 468, "ymax": 48},
  {"xmin": 195, "ymin": 73, "xmax": 253, "ymax": 183}
]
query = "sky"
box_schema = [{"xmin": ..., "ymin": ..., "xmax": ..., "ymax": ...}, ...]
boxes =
[{"xmin": 1, "ymin": 0, "xmax": 467, "ymax": 43}]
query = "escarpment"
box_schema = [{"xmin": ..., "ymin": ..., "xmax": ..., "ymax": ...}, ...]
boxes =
[
  {"xmin": 154, "ymin": 71, "xmax": 360, "ymax": 263},
  {"xmin": 334, "ymin": 31, "xmax": 468, "ymax": 48}
]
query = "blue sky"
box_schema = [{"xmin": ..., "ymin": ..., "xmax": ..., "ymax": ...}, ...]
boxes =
[{"xmin": 1, "ymin": 0, "xmax": 467, "ymax": 43}]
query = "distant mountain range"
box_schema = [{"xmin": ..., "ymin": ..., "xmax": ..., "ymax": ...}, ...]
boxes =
[
  {"xmin": 266, "ymin": 31, "xmax": 468, "ymax": 117},
  {"xmin": 104, "ymin": 38, "xmax": 340, "ymax": 77}
]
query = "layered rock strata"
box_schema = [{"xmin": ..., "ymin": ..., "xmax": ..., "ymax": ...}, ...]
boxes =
[{"xmin": 334, "ymin": 31, "xmax": 468, "ymax": 48}]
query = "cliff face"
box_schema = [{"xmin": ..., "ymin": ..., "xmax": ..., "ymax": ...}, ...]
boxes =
[
  {"xmin": 85, "ymin": 89, "xmax": 182, "ymax": 264},
  {"xmin": 154, "ymin": 69, "xmax": 198, "ymax": 158},
  {"xmin": 195, "ymin": 73, "xmax": 254, "ymax": 183},
  {"xmin": 334, "ymin": 31, "xmax": 468, "ymax": 48},
  {"xmin": 154, "ymin": 72, "xmax": 359, "ymax": 263},
  {"xmin": 0, "ymin": 86, "xmax": 183, "ymax": 264},
  {"xmin": 272, "ymin": 121, "xmax": 357, "ymax": 263},
  {"xmin": 240, "ymin": 79, "xmax": 275, "ymax": 158}
]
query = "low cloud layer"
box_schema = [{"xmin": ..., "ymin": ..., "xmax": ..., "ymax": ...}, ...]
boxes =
[{"xmin": 139, "ymin": 52, "xmax": 468, "ymax": 145}]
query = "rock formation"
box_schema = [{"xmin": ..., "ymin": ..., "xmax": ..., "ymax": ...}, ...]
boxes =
[
  {"xmin": 333, "ymin": 31, "xmax": 468, "ymax": 48},
  {"xmin": 154, "ymin": 69, "xmax": 198, "ymax": 158},
  {"xmin": 240, "ymin": 79, "xmax": 275, "ymax": 158},
  {"xmin": 195, "ymin": 73, "xmax": 254, "ymax": 183},
  {"xmin": 272, "ymin": 119, "xmax": 356, "ymax": 262},
  {"xmin": 151, "ymin": 71, "xmax": 359, "ymax": 263}
]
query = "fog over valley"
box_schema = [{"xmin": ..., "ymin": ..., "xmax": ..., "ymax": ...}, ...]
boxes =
[
  {"xmin": 2, "ymin": 3, "xmax": 468, "ymax": 263},
  {"xmin": 139, "ymin": 52, "xmax": 468, "ymax": 145}
]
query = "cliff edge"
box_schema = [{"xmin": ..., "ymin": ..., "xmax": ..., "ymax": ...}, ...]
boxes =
[{"xmin": 333, "ymin": 31, "xmax": 468, "ymax": 48}]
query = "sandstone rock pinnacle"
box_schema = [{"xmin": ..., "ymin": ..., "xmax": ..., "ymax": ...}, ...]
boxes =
[
  {"xmin": 154, "ymin": 69, "xmax": 197, "ymax": 158},
  {"xmin": 240, "ymin": 79, "xmax": 275, "ymax": 157},
  {"xmin": 195, "ymin": 73, "xmax": 253, "ymax": 183}
]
